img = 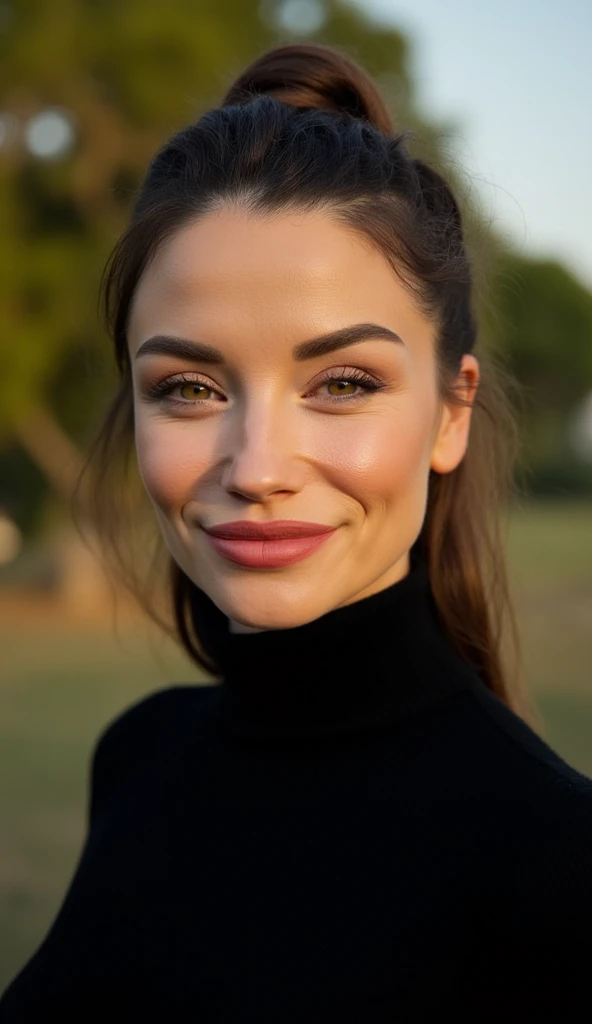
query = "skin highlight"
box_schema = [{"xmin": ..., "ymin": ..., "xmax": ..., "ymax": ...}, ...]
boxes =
[{"xmin": 127, "ymin": 206, "xmax": 479, "ymax": 632}]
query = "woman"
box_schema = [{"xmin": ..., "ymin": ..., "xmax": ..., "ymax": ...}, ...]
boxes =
[{"xmin": 2, "ymin": 42, "xmax": 591, "ymax": 1020}]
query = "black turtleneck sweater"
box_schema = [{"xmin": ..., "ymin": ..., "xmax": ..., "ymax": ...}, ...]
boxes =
[{"xmin": 2, "ymin": 554, "xmax": 592, "ymax": 1021}]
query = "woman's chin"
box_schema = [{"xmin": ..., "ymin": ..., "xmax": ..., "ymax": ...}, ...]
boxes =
[
  {"xmin": 205, "ymin": 582, "xmax": 334, "ymax": 634},
  {"xmin": 228, "ymin": 618, "xmax": 267, "ymax": 634},
  {"xmin": 225, "ymin": 607, "xmax": 318, "ymax": 633}
]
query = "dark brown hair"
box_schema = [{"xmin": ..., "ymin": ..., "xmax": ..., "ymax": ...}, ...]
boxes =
[{"xmin": 78, "ymin": 43, "xmax": 536, "ymax": 724}]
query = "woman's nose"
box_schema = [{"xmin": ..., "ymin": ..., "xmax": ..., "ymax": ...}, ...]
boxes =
[{"xmin": 220, "ymin": 401, "xmax": 306, "ymax": 502}]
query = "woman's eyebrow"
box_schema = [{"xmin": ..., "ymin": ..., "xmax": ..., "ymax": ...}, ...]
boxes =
[
  {"xmin": 294, "ymin": 323, "xmax": 404, "ymax": 360},
  {"xmin": 134, "ymin": 323, "xmax": 405, "ymax": 365}
]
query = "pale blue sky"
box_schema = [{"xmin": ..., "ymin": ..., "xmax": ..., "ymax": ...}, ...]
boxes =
[{"xmin": 363, "ymin": 0, "xmax": 592, "ymax": 288}]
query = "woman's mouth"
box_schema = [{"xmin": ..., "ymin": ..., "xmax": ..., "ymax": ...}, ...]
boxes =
[{"xmin": 202, "ymin": 521, "xmax": 338, "ymax": 568}]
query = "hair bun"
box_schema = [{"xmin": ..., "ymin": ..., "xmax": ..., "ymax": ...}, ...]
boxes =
[{"xmin": 221, "ymin": 42, "xmax": 394, "ymax": 136}]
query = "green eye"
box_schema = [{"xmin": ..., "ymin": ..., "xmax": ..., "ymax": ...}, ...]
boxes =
[
  {"xmin": 178, "ymin": 383, "xmax": 213, "ymax": 401},
  {"xmin": 326, "ymin": 380, "xmax": 357, "ymax": 396}
]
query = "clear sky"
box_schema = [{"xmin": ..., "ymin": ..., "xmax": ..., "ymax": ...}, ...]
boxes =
[{"xmin": 363, "ymin": 0, "xmax": 592, "ymax": 288}]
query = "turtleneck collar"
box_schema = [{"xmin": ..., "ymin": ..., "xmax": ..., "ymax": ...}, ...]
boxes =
[{"xmin": 189, "ymin": 546, "xmax": 479, "ymax": 743}]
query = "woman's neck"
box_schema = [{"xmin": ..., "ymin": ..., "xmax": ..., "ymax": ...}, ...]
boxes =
[{"xmin": 190, "ymin": 546, "xmax": 481, "ymax": 744}]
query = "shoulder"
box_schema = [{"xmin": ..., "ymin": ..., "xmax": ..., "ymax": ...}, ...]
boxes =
[
  {"xmin": 440, "ymin": 683, "xmax": 592, "ymax": 944},
  {"xmin": 467, "ymin": 680, "xmax": 592, "ymax": 802},
  {"xmin": 93, "ymin": 684, "xmax": 204, "ymax": 752},
  {"xmin": 455, "ymin": 681, "xmax": 592, "ymax": 873},
  {"xmin": 433, "ymin": 677, "xmax": 592, "ymax": 836},
  {"xmin": 89, "ymin": 684, "xmax": 215, "ymax": 823}
]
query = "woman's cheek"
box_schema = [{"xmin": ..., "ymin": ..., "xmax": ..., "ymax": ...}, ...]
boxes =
[
  {"xmin": 134, "ymin": 418, "xmax": 216, "ymax": 513},
  {"xmin": 311, "ymin": 408, "xmax": 430, "ymax": 503}
]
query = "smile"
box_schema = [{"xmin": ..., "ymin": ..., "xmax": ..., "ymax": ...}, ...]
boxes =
[{"xmin": 204, "ymin": 531, "xmax": 337, "ymax": 568}]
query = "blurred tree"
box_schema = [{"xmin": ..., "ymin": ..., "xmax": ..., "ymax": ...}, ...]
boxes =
[
  {"xmin": 488, "ymin": 255, "xmax": 592, "ymax": 406},
  {"xmin": 483, "ymin": 251, "xmax": 592, "ymax": 493},
  {"xmin": 0, "ymin": 0, "xmax": 591, "ymax": 535}
]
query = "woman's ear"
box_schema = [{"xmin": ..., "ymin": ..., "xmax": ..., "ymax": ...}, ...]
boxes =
[{"xmin": 430, "ymin": 355, "xmax": 480, "ymax": 474}]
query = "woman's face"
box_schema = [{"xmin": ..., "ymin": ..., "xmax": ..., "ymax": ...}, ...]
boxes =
[{"xmin": 127, "ymin": 207, "xmax": 478, "ymax": 630}]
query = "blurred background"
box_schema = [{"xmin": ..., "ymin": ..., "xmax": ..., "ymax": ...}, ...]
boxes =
[{"xmin": 1, "ymin": 0, "xmax": 591, "ymax": 990}]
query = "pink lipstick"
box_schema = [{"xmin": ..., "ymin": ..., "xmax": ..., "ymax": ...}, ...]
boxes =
[{"xmin": 203, "ymin": 520, "xmax": 337, "ymax": 569}]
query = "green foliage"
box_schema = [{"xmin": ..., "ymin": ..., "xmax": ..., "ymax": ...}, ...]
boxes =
[
  {"xmin": 488, "ymin": 254, "xmax": 592, "ymax": 408},
  {"xmin": 0, "ymin": 443, "xmax": 47, "ymax": 533},
  {"xmin": 481, "ymin": 251, "xmax": 592, "ymax": 494}
]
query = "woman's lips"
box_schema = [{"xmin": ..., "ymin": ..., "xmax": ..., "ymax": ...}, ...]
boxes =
[{"xmin": 204, "ymin": 530, "xmax": 337, "ymax": 568}]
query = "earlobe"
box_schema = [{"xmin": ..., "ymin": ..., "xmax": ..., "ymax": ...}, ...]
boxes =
[{"xmin": 429, "ymin": 355, "xmax": 479, "ymax": 475}]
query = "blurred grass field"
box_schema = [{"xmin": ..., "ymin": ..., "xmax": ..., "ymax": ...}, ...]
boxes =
[{"xmin": 1, "ymin": 499, "xmax": 591, "ymax": 992}]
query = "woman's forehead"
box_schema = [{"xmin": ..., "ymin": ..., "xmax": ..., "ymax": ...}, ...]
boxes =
[
  {"xmin": 136, "ymin": 208, "xmax": 390, "ymax": 291},
  {"xmin": 128, "ymin": 209, "xmax": 433, "ymax": 352}
]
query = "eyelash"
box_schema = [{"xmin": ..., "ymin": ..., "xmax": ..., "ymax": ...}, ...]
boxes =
[{"xmin": 145, "ymin": 368, "xmax": 387, "ymax": 407}]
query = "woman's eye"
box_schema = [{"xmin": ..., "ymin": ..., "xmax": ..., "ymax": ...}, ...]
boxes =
[
  {"xmin": 324, "ymin": 380, "xmax": 359, "ymax": 397},
  {"xmin": 177, "ymin": 382, "xmax": 215, "ymax": 401},
  {"xmin": 146, "ymin": 368, "xmax": 386, "ymax": 407},
  {"xmin": 145, "ymin": 375, "xmax": 223, "ymax": 405},
  {"xmin": 312, "ymin": 371, "xmax": 386, "ymax": 403}
]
